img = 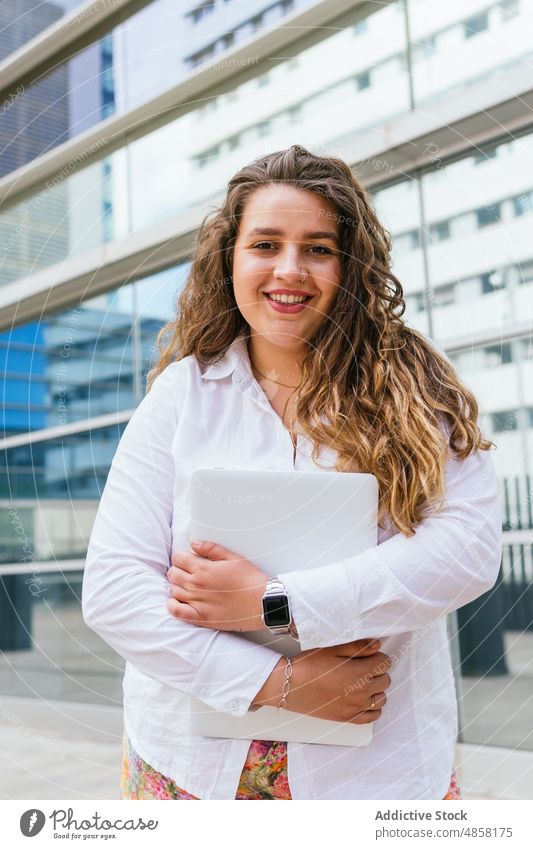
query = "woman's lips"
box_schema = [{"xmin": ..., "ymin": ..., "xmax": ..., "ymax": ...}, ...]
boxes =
[{"xmin": 263, "ymin": 293, "xmax": 312, "ymax": 313}]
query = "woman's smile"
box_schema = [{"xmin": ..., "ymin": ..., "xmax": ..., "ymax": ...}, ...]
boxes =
[{"xmin": 263, "ymin": 288, "xmax": 315, "ymax": 313}]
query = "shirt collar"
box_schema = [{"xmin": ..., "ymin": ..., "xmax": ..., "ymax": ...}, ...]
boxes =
[{"xmin": 200, "ymin": 333, "xmax": 252, "ymax": 383}]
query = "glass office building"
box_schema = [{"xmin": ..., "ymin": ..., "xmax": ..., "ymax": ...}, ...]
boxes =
[{"xmin": 1, "ymin": 0, "xmax": 532, "ymax": 754}]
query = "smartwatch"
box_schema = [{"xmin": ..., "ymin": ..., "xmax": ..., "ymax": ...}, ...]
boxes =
[{"xmin": 261, "ymin": 577, "xmax": 297, "ymax": 637}]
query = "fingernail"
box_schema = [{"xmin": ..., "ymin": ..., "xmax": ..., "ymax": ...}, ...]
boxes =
[{"xmin": 190, "ymin": 540, "xmax": 202, "ymax": 547}]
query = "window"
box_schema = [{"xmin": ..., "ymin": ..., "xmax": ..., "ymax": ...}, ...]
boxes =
[
  {"xmin": 433, "ymin": 283, "xmax": 455, "ymax": 307},
  {"xmin": 521, "ymin": 338, "xmax": 533, "ymax": 360},
  {"xmin": 412, "ymin": 35, "xmax": 437, "ymax": 62},
  {"xmin": 101, "ymin": 102, "xmax": 115, "ymax": 120},
  {"xmin": 474, "ymin": 147, "xmax": 498, "ymax": 164},
  {"xmin": 394, "ymin": 230, "xmax": 421, "ymax": 254},
  {"xmin": 481, "ymin": 269, "xmax": 505, "ymax": 293},
  {"xmin": 101, "ymin": 67, "xmax": 114, "ymax": 96},
  {"xmin": 288, "ymin": 105, "xmax": 301, "ymax": 123},
  {"xmin": 101, "ymin": 33, "xmax": 113, "ymax": 64},
  {"xmin": 356, "ymin": 70, "xmax": 371, "ymax": 91},
  {"xmin": 429, "ymin": 220, "xmax": 450, "ymax": 241},
  {"xmin": 188, "ymin": 2, "xmax": 216, "ymax": 24},
  {"xmin": 499, "ymin": 0, "xmax": 520, "ymax": 21},
  {"xmin": 484, "ymin": 344, "xmax": 513, "ymax": 366},
  {"xmin": 187, "ymin": 44, "xmax": 216, "ymax": 69},
  {"xmin": 513, "ymin": 191, "xmax": 533, "ymax": 216},
  {"xmin": 353, "ymin": 18, "xmax": 368, "ymax": 35},
  {"xmin": 463, "ymin": 10, "xmax": 489, "ymax": 39},
  {"xmin": 196, "ymin": 148, "xmax": 217, "ymax": 168},
  {"xmin": 476, "ymin": 203, "xmax": 501, "ymax": 228},
  {"xmin": 516, "ymin": 260, "xmax": 533, "ymax": 285},
  {"xmin": 447, "ymin": 352, "xmax": 462, "ymax": 369},
  {"xmin": 492, "ymin": 410, "xmax": 519, "ymax": 432},
  {"xmin": 406, "ymin": 292, "xmax": 426, "ymax": 313}
]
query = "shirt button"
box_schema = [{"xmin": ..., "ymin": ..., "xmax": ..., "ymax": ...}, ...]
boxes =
[
  {"xmin": 229, "ymin": 700, "xmax": 240, "ymax": 712},
  {"xmin": 200, "ymin": 687, "xmax": 210, "ymax": 698}
]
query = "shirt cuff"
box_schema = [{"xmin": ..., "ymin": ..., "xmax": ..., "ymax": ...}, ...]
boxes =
[
  {"xmin": 191, "ymin": 630, "xmax": 282, "ymax": 717},
  {"xmin": 278, "ymin": 560, "xmax": 355, "ymax": 651}
]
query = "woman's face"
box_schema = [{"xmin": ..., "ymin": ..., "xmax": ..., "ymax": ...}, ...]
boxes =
[{"xmin": 231, "ymin": 184, "xmax": 342, "ymax": 352}]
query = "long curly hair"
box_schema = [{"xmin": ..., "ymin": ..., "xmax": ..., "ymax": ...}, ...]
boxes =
[{"xmin": 147, "ymin": 144, "xmax": 493, "ymax": 535}]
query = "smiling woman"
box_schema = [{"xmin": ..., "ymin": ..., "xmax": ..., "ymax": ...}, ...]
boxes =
[{"xmin": 82, "ymin": 144, "xmax": 501, "ymax": 801}]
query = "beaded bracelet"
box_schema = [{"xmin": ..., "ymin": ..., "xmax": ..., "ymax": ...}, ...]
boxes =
[{"xmin": 277, "ymin": 656, "xmax": 293, "ymax": 710}]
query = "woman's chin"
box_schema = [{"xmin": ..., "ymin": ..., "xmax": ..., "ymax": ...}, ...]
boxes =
[{"xmin": 250, "ymin": 325, "xmax": 311, "ymax": 351}]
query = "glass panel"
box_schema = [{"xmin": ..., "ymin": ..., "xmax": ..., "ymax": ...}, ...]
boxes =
[
  {"xmin": 449, "ymin": 339, "xmax": 533, "ymax": 479},
  {"xmin": 1, "ymin": 265, "xmax": 186, "ymax": 437},
  {"xmin": 0, "ymin": 0, "xmax": 319, "ymax": 177},
  {"xmin": 0, "ymin": 501, "xmax": 98, "ymax": 563},
  {"xmin": 0, "ymin": 261, "xmax": 189, "ymax": 702},
  {"xmin": 410, "ymin": 0, "xmax": 533, "ymax": 106},
  {"xmin": 450, "ymin": 339, "xmax": 533, "ymax": 751},
  {"xmin": 0, "ymin": 15, "xmax": 116, "ymax": 173},
  {"xmin": 0, "ymin": 1, "xmax": 90, "ymax": 63},
  {"xmin": 373, "ymin": 139, "xmax": 533, "ymax": 754},
  {"xmin": 129, "ymin": 2, "xmax": 408, "ymax": 226},
  {"xmin": 0, "ymin": 288, "xmax": 135, "ymax": 435},
  {"xmin": 0, "ymin": 424, "xmax": 127, "ymax": 499},
  {"xmin": 0, "ymin": 569, "xmax": 124, "ymax": 705},
  {"xmin": 0, "ymin": 149, "xmax": 129, "ymax": 286},
  {"xmin": 135, "ymin": 263, "xmax": 190, "ymax": 385},
  {"xmin": 372, "ymin": 178, "xmax": 430, "ymax": 335},
  {"xmin": 422, "ymin": 133, "xmax": 533, "ymax": 343},
  {"xmin": 0, "ymin": 2, "xmax": 409, "ymax": 276}
]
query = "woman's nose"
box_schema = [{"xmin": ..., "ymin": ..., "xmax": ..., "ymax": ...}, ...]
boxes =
[{"xmin": 273, "ymin": 246, "xmax": 307, "ymax": 282}]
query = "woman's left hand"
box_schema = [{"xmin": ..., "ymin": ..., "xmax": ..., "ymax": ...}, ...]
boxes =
[{"xmin": 167, "ymin": 540, "xmax": 269, "ymax": 631}]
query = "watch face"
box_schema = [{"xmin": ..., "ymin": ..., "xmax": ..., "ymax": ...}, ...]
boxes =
[{"xmin": 262, "ymin": 594, "xmax": 291, "ymax": 627}]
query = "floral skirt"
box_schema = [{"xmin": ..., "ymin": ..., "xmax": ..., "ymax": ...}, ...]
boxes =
[{"xmin": 120, "ymin": 731, "xmax": 462, "ymax": 800}]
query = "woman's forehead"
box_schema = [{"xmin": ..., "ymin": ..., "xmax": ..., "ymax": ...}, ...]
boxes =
[{"xmin": 238, "ymin": 185, "xmax": 340, "ymax": 231}]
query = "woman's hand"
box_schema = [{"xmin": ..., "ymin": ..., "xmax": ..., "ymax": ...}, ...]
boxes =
[
  {"xmin": 252, "ymin": 639, "xmax": 392, "ymax": 724},
  {"xmin": 167, "ymin": 540, "xmax": 269, "ymax": 631}
]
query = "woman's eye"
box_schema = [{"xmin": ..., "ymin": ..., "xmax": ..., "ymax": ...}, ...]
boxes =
[{"xmin": 252, "ymin": 242, "xmax": 332, "ymax": 254}]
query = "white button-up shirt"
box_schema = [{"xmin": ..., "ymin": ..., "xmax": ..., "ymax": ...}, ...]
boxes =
[{"xmin": 82, "ymin": 333, "xmax": 502, "ymax": 799}]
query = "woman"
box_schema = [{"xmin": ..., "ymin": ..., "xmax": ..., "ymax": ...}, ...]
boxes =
[{"xmin": 82, "ymin": 144, "xmax": 502, "ymax": 800}]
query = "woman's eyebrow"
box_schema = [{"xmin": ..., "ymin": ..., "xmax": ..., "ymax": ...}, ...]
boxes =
[{"xmin": 246, "ymin": 227, "xmax": 339, "ymax": 243}]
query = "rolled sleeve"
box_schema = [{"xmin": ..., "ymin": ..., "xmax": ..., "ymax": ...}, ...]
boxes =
[
  {"xmin": 192, "ymin": 631, "xmax": 281, "ymax": 717},
  {"xmin": 279, "ymin": 446, "xmax": 502, "ymax": 651},
  {"xmin": 82, "ymin": 364, "xmax": 280, "ymax": 716}
]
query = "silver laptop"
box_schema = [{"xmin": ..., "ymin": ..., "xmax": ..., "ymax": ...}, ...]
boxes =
[{"xmin": 189, "ymin": 468, "xmax": 378, "ymax": 746}]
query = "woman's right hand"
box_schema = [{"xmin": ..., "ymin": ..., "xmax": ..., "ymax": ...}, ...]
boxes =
[{"xmin": 252, "ymin": 639, "xmax": 391, "ymax": 724}]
